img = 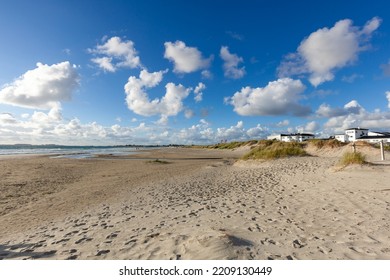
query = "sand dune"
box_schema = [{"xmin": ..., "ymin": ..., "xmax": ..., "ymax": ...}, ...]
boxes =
[{"xmin": 1, "ymin": 147, "xmax": 390, "ymax": 260}]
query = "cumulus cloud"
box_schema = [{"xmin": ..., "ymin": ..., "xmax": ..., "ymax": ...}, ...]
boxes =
[
  {"xmin": 0, "ymin": 113, "xmax": 17, "ymax": 124},
  {"xmin": 319, "ymin": 99, "xmax": 390, "ymax": 134},
  {"xmin": 194, "ymin": 82, "xmax": 206, "ymax": 102},
  {"xmin": 277, "ymin": 120, "xmax": 290, "ymax": 127},
  {"xmin": 227, "ymin": 78, "xmax": 310, "ymax": 116},
  {"xmin": 220, "ymin": 46, "xmax": 245, "ymax": 79},
  {"xmin": 89, "ymin": 36, "xmax": 141, "ymax": 72},
  {"xmin": 124, "ymin": 69, "xmax": 191, "ymax": 121},
  {"xmin": 316, "ymin": 100, "xmax": 364, "ymax": 118},
  {"xmin": 0, "ymin": 61, "xmax": 79, "ymax": 110},
  {"xmin": 164, "ymin": 41, "xmax": 211, "ymax": 73},
  {"xmin": 246, "ymin": 124, "xmax": 268, "ymax": 138},
  {"xmin": 278, "ymin": 17, "xmax": 381, "ymax": 86},
  {"xmin": 201, "ymin": 70, "xmax": 212, "ymax": 79},
  {"xmin": 174, "ymin": 120, "xmax": 270, "ymax": 144},
  {"xmin": 304, "ymin": 121, "xmax": 319, "ymax": 132},
  {"xmin": 216, "ymin": 121, "xmax": 245, "ymax": 140}
]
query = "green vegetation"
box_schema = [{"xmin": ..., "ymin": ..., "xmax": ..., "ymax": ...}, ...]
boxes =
[
  {"xmin": 308, "ymin": 139, "xmax": 346, "ymax": 149},
  {"xmin": 242, "ymin": 140, "xmax": 307, "ymax": 160},
  {"xmin": 338, "ymin": 152, "xmax": 367, "ymax": 166}
]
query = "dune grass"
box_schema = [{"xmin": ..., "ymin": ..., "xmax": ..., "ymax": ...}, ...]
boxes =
[
  {"xmin": 242, "ymin": 140, "xmax": 307, "ymax": 160},
  {"xmin": 205, "ymin": 140, "xmax": 259, "ymax": 150},
  {"xmin": 338, "ymin": 152, "xmax": 366, "ymax": 166},
  {"xmin": 308, "ymin": 139, "xmax": 346, "ymax": 149}
]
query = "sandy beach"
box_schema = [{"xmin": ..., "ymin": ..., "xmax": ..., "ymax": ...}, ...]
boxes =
[{"xmin": 1, "ymin": 146, "xmax": 390, "ymax": 260}]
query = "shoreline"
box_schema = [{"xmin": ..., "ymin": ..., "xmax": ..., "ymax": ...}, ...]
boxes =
[{"xmin": 1, "ymin": 148, "xmax": 390, "ymax": 260}]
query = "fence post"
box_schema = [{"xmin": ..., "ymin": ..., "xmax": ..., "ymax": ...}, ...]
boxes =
[{"xmin": 380, "ymin": 140, "xmax": 385, "ymax": 161}]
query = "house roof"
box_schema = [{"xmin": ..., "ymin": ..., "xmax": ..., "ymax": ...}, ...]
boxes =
[{"xmin": 370, "ymin": 131, "xmax": 390, "ymax": 136}]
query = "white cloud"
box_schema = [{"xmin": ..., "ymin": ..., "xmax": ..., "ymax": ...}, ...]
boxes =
[
  {"xmin": 31, "ymin": 104, "xmax": 63, "ymax": 123},
  {"xmin": 277, "ymin": 120, "xmax": 290, "ymax": 127},
  {"xmin": 201, "ymin": 70, "xmax": 212, "ymax": 79},
  {"xmin": 316, "ymin": 100, "xmax": 364, "ymax": 118},
  {"xmin": 89, "ymin": 36, "xmax": 141, "ymax": 72},
  {"xmin": 184, "ymin": 109, "xmax": 195, "ymax": 119},
  {"xmin": 164, "ymin": 41, "xmax": 211, "ymax": 73},
  {"xmin": 91, "ymin": 57, "xmax": 115, "ymax": 72},
  {"xmin": 194, "ymin": 82, "xmax": 206, "ymax": 102},
  {"xmin": 386, "ymin": 91, "xmax": 390, "ymax": 109},
  {"xmin": 227, "ymin": 78, "xmax": 310, "ymax": 116},
  {"xmin": 0, "ymin": 113, "xmax": 17, "ymax": 124},
  {"xmin": 304, "ymin": 121, "xmax": 319, "ymax": 132},
  {"xmin": 246, "ymin": 124, "xmax": 268, "ymax": 138},
  {"xmin": 341, "ymin": 73, "xmax": 362, "ymax": 83},
  {"xmin": 362, "ymin": 17, "xmax": 382, "ymax": 35},
  {"xmin": 316, "ymin": 103, "xmax": 347, "ymax": 118},
  {"xmin": 320, "ymin": 99, "xmax": 390, "ymax": 134},
  {"xmin": 220, "ymin": 46, "xmax": 245, "ymax": 79},
  {"xmin": 216, "ymin": 121, "xmax": 245, "ymax": 140},
  {"xmin": 0, "ymin": 61, "xmax": 79, "ymax": 109},
  {"xmin": 124, "ymin": 69, "xmax": 191, "ymax": 120},
  {"xmin": 278, "ymin": 17, "xmax": 381, "ymax": 86}
]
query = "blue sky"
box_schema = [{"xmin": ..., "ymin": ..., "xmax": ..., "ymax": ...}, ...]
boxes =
[{"xmin": 1, "ymin": 0, "xmax": 390, "ymax": 145}]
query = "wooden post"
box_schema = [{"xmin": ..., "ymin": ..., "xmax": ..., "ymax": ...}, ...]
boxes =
[
  {"xmin": 380, "ymin": 140, "xmax": 385, "ymax": 161},
  {"xmin": 352, "ymin": 142, "xmax": 356, "ymax": 153}
]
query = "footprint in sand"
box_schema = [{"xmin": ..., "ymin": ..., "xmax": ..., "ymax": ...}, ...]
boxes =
[
  {"xmin": 95, "ymin": 249, "xmax": 110, "ymax": 256},
  {"xmin": 75, "ymin": 237, "xmax": 93, "ymax": 244}
]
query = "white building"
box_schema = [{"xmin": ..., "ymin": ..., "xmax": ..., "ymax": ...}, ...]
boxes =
[
  {"xmin": 335, "ymin": 128, "xmax": 390, "ymax": 143},
  {"xmin": 344, "ymin": 127, "xmax": 369, "ymax": 142},
  {"xmin": 357, "ymin": 131, "xmax": 390, "ymax": 144},
  {"xmin": 335, "ymin": 134, "xmax": 347, "ymax": 142},
  {"xmin": 267, "ymin": 133, "xmax": 315, "ymax": 142},
  {"xmin": 267, "ymin": 134, "xmax": 281, "ymax": 141}
]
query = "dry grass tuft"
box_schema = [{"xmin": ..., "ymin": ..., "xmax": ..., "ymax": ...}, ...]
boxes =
[
  {"xmin": 308, "ymin": 139, "xmax": 346, "ymax": 149},
  {"xmin": 242, "ymin": 141, "xmax": 307, "ymax": 160},
  {"xmin": 338, "ymin": 152, "xmax": 367, "ymax": 166}
]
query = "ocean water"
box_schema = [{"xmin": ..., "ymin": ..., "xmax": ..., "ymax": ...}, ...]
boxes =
[{"xmin": 0, "ymin": 145, "xmax": 144, "ymax": 158}]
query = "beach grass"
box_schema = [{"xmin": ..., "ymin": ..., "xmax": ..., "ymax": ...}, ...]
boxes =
[
  {"xmin": 242, "ymin": 140, "xmax": 307, "ymax": 160},
  {"xmin": 198, "ymin": 140, "xmax": 259, "ymax": 150},
  {"xmin": 339, "ymin": 151, "xmax": 367, "ymax": 166},
  {"xmin": 308, "ymin": 139, "xmax": 346, "ymax": 149}
]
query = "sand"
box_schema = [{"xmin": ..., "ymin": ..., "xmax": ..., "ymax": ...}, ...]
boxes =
[{"xmin": 1, "ymin": 146, "xmax": 390, "ymax": 260}]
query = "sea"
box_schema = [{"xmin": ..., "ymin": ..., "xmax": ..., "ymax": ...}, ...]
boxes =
[{"xmin": 0, "ymin": 144, "xmax": 150, "ymax": 159}]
